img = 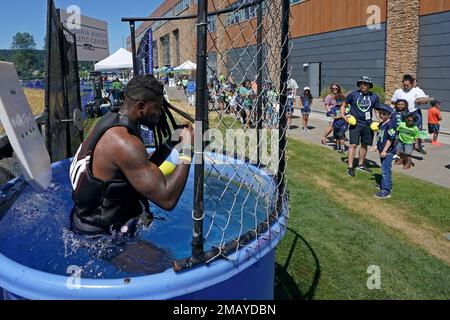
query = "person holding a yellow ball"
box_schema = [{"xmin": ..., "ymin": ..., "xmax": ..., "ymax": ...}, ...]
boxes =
[{"xmin": 342, "ymin": 76, "xmax": 381, "ymax": 177}]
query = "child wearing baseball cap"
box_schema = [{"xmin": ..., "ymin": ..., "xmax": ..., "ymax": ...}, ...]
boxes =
[{"xmin": 428, "ymin": 99, "xmax": 443, "ymax": 146}]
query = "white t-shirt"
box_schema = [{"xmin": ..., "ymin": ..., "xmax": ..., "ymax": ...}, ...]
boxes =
[
  {"xmin": 391, "ymin": 87, "xmax": 428, "ymax": 113},
  {"xmin": 287, "ymin": 79, "xmax": 299, "ymax": 92}
]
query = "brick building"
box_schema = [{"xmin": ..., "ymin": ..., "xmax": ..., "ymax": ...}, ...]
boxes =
[{"xmin": 127, "ymin": 0, "xmax": 450, "ymax": 110}]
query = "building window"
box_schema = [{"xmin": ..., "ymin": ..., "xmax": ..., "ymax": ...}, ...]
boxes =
[
  {"xmin": 225, "ymin": 0, "xmax": 262, "ymax": 26},
  {"xmin": 173, "ymin": 29, "xmax": 180, "ymax": 66},
  {"xmin": 208, "ymin": 15, "xmax": 216, "ymax": 32},
  {"xmin": 174, "ymin": 0, "xmax": 191, "ymax": 16},
  {"xmin": 161, "ymin": 34, "xmax": 171, "ymax": 66},
  {"xmin": 153, "ymin": 40, "xmax": 158, "ymax": 68}
]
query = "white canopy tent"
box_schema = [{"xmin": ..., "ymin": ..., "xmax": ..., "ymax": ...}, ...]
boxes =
[
  {"xmin": 174, "ymin": 60, "xmax": 197, "ymax": 71},
  {"xmin": 94, "ymin": 48, "xmax": 133, "ymax": 71}
]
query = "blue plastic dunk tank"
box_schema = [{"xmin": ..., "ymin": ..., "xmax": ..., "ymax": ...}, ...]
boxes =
[{"xmin": 0, "ymin": 152, "xmax": 288, "ymax": 300}]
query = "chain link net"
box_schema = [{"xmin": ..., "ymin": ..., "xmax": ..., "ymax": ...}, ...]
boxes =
[
  {"xmin": 198, "ymin": 0, "xmax": 292, "ymax": 264},
  {"xmin": 129, "ymin": 0, "xmax": 292, "ymax": 268}
]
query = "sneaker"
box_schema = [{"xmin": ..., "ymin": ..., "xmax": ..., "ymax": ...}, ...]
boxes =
[
  {"xmin": 347, "ymin": 167, "xmax": 355, "ymax": 177},
  {"xmin": 337, "ymin": 149, "xmax": 344, "ymax": 154},
  {"xmin": 356, "ymin": 165, "xmax": 372, "ymax": 173},
  {"xmin": 375, "ymin": 190, "xmax": 391, "ymax": 199},
  {"xmin": 393, "ymin": 154, "xmax": 400, "ymax": 160},
  {"xmin": 374, "ymin": 183, "xmax": 381, "ymax": 190},
  {"xmin": 416, "ymin": 147, "xmax": 427, "ymax": 155}
]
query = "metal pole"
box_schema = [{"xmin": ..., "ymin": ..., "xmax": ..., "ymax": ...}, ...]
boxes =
[
  {"xmin": 192, "ymin": 0, "xmax": 208, "ymax": 259},
  {"xmin": 72, "ymin": 32, "xmax": 84, "ymax": 144},
  {"xmin": 44, "ymin": 0, "xmax": 53, "ymax": 159},
  {"xmin": 277, "ymin": 0, "xmax": 290, "ymax": 212},
  {"xmin": 57, "ymin": 9, "xmax": 71, "ymax": 160},
  {"xmin": 130, "ymin": 22, "xmax": 138, "ymax": 75},
  {"xmin": 256, "ymin": 2, "xmax": 263, "ymax": 166}
]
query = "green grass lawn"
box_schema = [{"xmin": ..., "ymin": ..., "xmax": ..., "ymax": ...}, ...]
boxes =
[{"xmin": 275, "ymin": 138, "xmax": 450, "ymax": 300}]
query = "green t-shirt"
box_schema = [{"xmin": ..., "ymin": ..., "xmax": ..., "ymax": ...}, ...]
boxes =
[
  {"xmin": 112, "ymin": 81, "xmax": 123, "ymax": 90},
  {"xmin": 397, "ymin": 122, "xmax": 419, "ymax": 144},
  {"xmin": 239, "ymin": 86, "xmax": 253, "ymax": 107}
]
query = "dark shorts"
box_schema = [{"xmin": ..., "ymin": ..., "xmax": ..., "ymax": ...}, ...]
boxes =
[
  {"xmin": 428, "ymin": 124, "xmax": 440, "ymax": 134},
  {"xmin": 301, "ymin": 108, "xmax": 311, "ymax": 115},
  {"xmin": 412, "ymin": 109, "xmax": 423, "ymax": 130},
  {"xmin": 286, "ymin": 105, "xmax": 294, "ymax": 114},
  {"xmin": 333, "ymin": 126, "xmax": 347, "ymax": 140},
  {"xmin": 349, "ymin": 124, "xmax": 374, "ymax": 146}
]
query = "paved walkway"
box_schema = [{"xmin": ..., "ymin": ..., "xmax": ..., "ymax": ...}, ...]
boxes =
[{"xmin": 288, "ymin": 105, "xmax": 450, "ymax": 189}]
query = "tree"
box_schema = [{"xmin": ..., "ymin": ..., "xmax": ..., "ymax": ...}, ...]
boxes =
[
  {"xmin": 11, "ymin": 32, "xmax": 37, "ymax": 79},
  {"xmin": 11, "ymin": 32, "xmax": 36, "ymax": 50}
]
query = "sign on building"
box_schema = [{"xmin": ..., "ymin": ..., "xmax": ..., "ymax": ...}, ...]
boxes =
[{"xmin": 59, "ymin": 9, "xmax": 109, "ymax": 62}]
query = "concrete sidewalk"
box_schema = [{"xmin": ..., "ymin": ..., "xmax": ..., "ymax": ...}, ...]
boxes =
[{"xmin": 288, "ymin": 107, "xmax": 450, "ymax": 189}]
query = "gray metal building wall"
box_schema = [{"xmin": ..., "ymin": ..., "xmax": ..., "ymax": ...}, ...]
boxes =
[
  {"xmin": 226, "ymin": 46, "xmax": 267, "ymax": 84},
  {"xmin": 417, "ymin": 11, "xmax": 450, "ymax": 112},
  {"xmin": 289, "ymin": 24, "xmax": 386, "ymax": 96}
]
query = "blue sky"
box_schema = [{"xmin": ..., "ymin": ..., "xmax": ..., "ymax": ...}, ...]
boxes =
[{"xmin": 0, "ymin": 0, "xmax": 161, "ymax": 52}]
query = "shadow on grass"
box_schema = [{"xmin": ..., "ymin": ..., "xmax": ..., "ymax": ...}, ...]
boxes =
[
  {"xmin": 340, "ymin": 157, "xmax": 380, "ymax": 169},
  {"xmin": 445, "ymin": 164, "xmax": 450, "ymax": 170},
  {"xmin": 275, "ymin": 228, "xmax": 321, "ymax": 300}
]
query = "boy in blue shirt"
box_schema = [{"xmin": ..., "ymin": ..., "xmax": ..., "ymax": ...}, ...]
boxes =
[
  {"xmin": 374, "ymin": 105, "xmax": 397, "ymax": 199},
  {"xmin": 331, "ymin": 100, "xmax": 349, "ymax": 153}
]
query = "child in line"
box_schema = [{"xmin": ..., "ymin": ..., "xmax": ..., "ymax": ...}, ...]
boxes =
[
  {"xmin": 330, "ymin": 94, "xmax": 348, "ymax": 153},
  {"xmin": 287, "ymin": 89, "xmax": 295, "ymax": 129},
  {"xmin": 300, "ymin": 87, "xmax": 313, "ymax": 132},
  {"xmin": 396, "ymin": 113, "xmax": 419, "ymax": 170},
  {"xmin": 391, "ymin": 99, "xmax": 409, "ymax": 165},
  {"xmin": 374, "ymin": 105, "xmax": 397, "ymax": 199},
  {"xmin": 428, "ymin": 99, "xmax": 443, "ymax": 146},
  {"xmin": 265, "ymin": 88, "xmax": 279, "ymax": 129}
]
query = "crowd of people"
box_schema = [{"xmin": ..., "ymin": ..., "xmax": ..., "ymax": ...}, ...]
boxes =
[
  {"xmin": 205, "ymin": 72, "xmax": 444, "ymax": 200},
  {"xmin": 204, "ymin": 74, "xmax": 314, "ymax": 130},
  {"xmin": 317, "ymin": 74, "xmax": 443, "ymax": 199}
]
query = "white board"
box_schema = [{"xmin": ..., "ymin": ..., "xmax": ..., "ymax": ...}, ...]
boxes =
[{"xmin": 0, "ymin": 62, "xmax": 52, "ymax": 191}]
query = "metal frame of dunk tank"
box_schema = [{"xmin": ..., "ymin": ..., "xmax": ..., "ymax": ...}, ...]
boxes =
[{"xmin": 122, "ymin": 0, "xmax": 291, "ymax": 271}]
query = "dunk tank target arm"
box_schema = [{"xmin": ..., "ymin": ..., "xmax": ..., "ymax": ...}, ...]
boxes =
[{"xmin": 0, "ymin": 62, "xmax": 52, "ymax": 191}]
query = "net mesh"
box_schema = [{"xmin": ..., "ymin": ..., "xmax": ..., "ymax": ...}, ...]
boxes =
[
  {"xmin": 129, "ymin": 0, "xmax": 292, "ymax": 267},
  {"xmin": 201, "ymin": 0, "xmax": 291, "ymax": 263},
  {"xmin": 45, "ymin": 1, "xmax": 82, "ymax": 162}
]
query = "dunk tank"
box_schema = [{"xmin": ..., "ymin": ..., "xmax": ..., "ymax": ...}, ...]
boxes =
[{"xmin": 0, "ymin": 0, "xmax": 291, "ymax": 299}]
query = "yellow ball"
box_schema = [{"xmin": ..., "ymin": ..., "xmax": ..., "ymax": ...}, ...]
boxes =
[
  {"xmin": 370, "ymin": 121, "xmax": 380, "ymax": 132},
  {"xmin": 347, "ymin": 115, "xmax": 357, "ymax": 126}
]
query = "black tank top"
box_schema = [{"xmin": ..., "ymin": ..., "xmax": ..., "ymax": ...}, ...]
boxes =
[{"xmin": 70, "ymin": 111, "xmax": 150, "ymax": 235}]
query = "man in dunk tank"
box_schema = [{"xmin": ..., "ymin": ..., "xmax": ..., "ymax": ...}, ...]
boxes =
[{"xmin": 70, "ymin": 75, "xmax": 195, "ymax": 238}]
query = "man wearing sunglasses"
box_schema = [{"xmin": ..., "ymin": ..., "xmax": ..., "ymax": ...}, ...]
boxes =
[{"xmin": 343, "ymin": 76, "xmax": 380, "ymax": 177}]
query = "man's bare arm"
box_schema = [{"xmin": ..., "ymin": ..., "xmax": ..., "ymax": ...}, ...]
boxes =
[{"xmin": 116, "ymin": 136, "xmax": 191, "ymax": 211}]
